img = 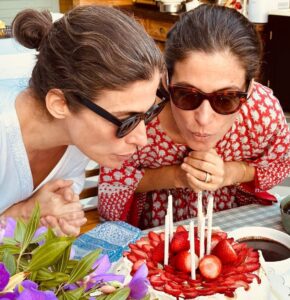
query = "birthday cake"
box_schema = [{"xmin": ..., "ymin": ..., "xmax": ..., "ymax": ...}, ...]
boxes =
[{"xmin": 120, "ymin": 226, "xmax": 270, "ymax": 299}]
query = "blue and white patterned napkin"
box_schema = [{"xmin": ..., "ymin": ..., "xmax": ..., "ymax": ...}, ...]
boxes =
[{"xmin": 73, "ymin": 221, "xmax": 142, "ymax": 262}]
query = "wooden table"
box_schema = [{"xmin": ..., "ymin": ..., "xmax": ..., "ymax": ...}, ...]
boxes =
[{"xmin": 81, "ymin": 208, "xmax": 100, "ymax": 234}]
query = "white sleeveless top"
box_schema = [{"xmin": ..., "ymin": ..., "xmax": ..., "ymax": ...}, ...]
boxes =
[{"xmin": 0, "ymin": 79, "xmax": 89, "ymax": 213}]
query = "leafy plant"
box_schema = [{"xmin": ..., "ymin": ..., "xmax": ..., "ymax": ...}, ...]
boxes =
[{"xmin": 0, "ymin": 204, "xmax": 150, "ymax": 300}]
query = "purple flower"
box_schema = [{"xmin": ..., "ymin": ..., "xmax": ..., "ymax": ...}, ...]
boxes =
[
  {"xmin": 15, "ymin": 280, "xmax": 57, "ymax": 300},
  {"xmin": 0, "ymin": 217, "xmax": 47, "ymax": 245},
  {"xmin": 66, "ymin": 255, "xmax": 125, "ymax": 291},
  {"xmin": 0, "ymin": 218, "xmax": 16, "ymax": 242},
  {"xmin": 88, "ymin": 255, "xmax": 125, "ymax": 289},
  {"xmin": 0, "ymin": 263, "xmax": 10, "ymax": 291},
  {"xmin": 128, "ymin": 264, "xmax": 150, "ymax": 300}
]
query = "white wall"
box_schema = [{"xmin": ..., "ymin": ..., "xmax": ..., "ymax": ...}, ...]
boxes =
[{"xmin": 0, "ymin": 0, "xmax": 59, "ymax": 24}]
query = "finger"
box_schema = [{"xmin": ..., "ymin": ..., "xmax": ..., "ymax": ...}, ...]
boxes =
[
  {"xmin": 43, "ymin": 179, "xmax": 73, "ymax": 193},
  {"xmin": 57, "ymin": 186, "xmax": 74, "ymax": 202},
  {"xmin": 183, "ymin": 157, "xmax": 216, "ymax": 175},
  {"xmin": 186, "ymin": 172, "xmax": 216, "ymax": 192},
  {"xmin": 59, "ymin": 210, "xmax": 85, "ymax": 221},
  {"xmin": 59, "ymin": 218, "xmax": 80, "ymax": 236},
  {"xmin": 188, "ymin": 150, "xmax": 217, "ymax": 164},
  {"xmin": 40, "ymin": 217, "xmax": 49, "ymax": 227},
  {"xmin": 66, "ymin": 217, "xmax": 87, "ymax": 228},
  {"xmin": 181, "ymin": 162, "xmax": 209, "ymax": 182},
  {"xmin": 58, "ymin": 202, "xmax": 83, "ymax": 215},
  {"xmin": 43, "ymin": 216, "xmax": 65, "ymax": 236}
]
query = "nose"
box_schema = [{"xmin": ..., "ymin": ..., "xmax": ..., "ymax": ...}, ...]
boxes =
[
  {"xmin": 194, "ymin": 99, "xmax": 215, "ymax": 126},
  {"xmin": 126, "ymin": 121, "xmax": 148, "ymax": 147}
]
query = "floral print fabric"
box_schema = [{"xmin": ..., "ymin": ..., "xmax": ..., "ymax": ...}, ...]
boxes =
[{"xmin": 98, "ymin": 82, "xmax": 290, "ymax": 229}]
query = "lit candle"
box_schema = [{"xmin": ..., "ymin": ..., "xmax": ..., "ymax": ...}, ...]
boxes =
[
  {"xmin": 164, "ymin": 214, "xmax": 169, "ymax": 265},
  {"xmin": 206, "ymin": 195, "xmax": 214, "ymax": 255},
  {"xmin": 168, "ymin": 194, "xmax": 174, "ymax": 241},
  {"xmin": 199, "ymin": 215, "xmax": 205, "ymax": 260},
  {"xmin": 197, "ymin": 192, "xmax": 203, "ymax": 238},
  {"xmin": 189, "ymin": 220, "xmax": 196, "ymax": 279}
]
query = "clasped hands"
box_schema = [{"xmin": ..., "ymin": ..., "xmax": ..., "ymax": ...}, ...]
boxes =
[
  {"xmin": 177, "ymin": 149, "xmax": 227, "ymax": 192},
  {"xmin": 30, "ymin": 180, "xmax": 86, "ymax": 236}
]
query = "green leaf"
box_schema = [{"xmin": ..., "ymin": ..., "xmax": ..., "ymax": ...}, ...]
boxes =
[
  {"xmin": 59, "ymin": 288, "xmax": 84, "ymax": 300},
  {"xmin": 33, "ymin": 268, "xmax": 55, "ymax": 281},
  {"xmin": 21, "ymin": 203, "xmax": 40, "ymax": 252},
  {"xmin": 67, "ymin": 249, "xmax": 101, "ymax": 283},
  {"xmin": 2, "ymin": 237, "xmax": 18, "ymax": 245},
  {"xmin": 94, "ymin": 295, "xmax": 107, "ymax": 300},
  {"xmin": 105, "ymin": 287, "xmax": 130, "ymax": 300},
  {"xmin": 46, "ymin": 227, "xmax": 57, "ymax": 241},
  {"xmin": 27, "ymin": 237, "xmax": 74, "ymax": 271},
  {"xmin": 141, "ymin": 294, "xmax": 151, "ymax": 300},
  {"xmin": 31, "ymin": 232, "xmax": 46, "ymax": 244},
  {"xmin": 0, "ymin": 244, "xmax": 20, "ymax": 255},
  {"xmin": 14, "ymin": 219, "xmax": 26, "ymax": 243},
  {"xmin": 3, "ymin": 250, "xmax": 16, "ymax": 275},
  {"xmin": 55, "ymin": 244, "xmax": 71, "ymax": 273}
]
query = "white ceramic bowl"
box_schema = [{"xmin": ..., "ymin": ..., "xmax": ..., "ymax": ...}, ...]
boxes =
[{"xmin": 228, "ymin": 226, "xmax": 290, "ymax": 273}]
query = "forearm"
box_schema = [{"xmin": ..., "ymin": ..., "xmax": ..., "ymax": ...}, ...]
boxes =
[
  {"xmin": 1, "ymin": 198, "xmax": 35, "ymax": 220},
  {"xmin": 223, "ymin": 161, "xmax": 255, "ymax": 187},
  {"xmin": 136, "ymin": 165, "xmax": 184, "ymax": 193}
]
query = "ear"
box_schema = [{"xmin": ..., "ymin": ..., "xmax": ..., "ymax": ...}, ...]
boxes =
[
  {"xmin": 161, "ymin": 71, "xmax": 169, "ymax": 92},
  {"xmin": 45, "ymin": 89, "xmax": 70, "ymax": 119},
  {"xmin": 247, "ymin": 79, "xmax": 255, "ymax": 98}
]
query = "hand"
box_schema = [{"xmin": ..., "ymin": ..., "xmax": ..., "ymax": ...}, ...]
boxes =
[
  {"xmin": 40, "ymin": 213, "xmax": 87, "ymax": 236},
  {"xmin": 30, "ymin": 180, "xmax": 82, "ymax": 217},
  {"xmin": 180, "ymin": 149, "xmax": 225, "ymax": 192},
  {"xmin": 30, "ymin": 180, "xmax": 86, "ymax": 235}
]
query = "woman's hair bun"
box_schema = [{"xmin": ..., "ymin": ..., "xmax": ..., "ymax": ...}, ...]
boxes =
[{"xmin": 12, "ymin": 9, "xmax": 52, "ymax": 50}]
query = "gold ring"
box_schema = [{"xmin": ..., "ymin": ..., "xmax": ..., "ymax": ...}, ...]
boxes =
[{"xmin": 204, "ymin": 172, "xmax": 212, "ymax": 183}]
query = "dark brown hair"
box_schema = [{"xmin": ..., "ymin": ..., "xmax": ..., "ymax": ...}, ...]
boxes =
[
  {"xmin": 165, "ymin": 4, "xmax": 262, "ymax": 81},
  {"xmin": 12, "ymin": 5, "xmax": 164, "ymax": 111}
]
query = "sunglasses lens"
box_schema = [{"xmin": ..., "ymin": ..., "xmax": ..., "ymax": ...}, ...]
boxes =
[
  {"xmin": 117, "ymin": 116, "xmax": 140, "ymax": 138},
  {"xmin": 170, "ymin": 87, "xmax": 201, "ymax": 110},
  {"xmin": 144, "ymin": 101, "xmax": 166, "ymax": 125},
  {"xmin": 170, "ymin": 86, "xmax": 247, "ymax": 115},
  {"xmin": 213, "ymin": 93, "xmax": 245, "ymax": 114}
]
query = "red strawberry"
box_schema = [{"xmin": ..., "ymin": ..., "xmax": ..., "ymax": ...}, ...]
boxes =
[
  {"xmin": 148, "ymin": 231, "xmax": 160, "ymax": 243},
  {"xmin": 174, "ymin": 250, "xmax": 191, "ymax": 273},
  {"xmin": 164, "ymin": 283, "xmax": 182, "ymax": 297},
  {"xmin": 210, "ymin": 233, "xmax": 224, "ymax": 251},
  {"xmin": 199, "ymin": 254, "xmax": 222, "ymax": 279},
  {"xmin": 176, "ymin": 225, "xmax": 187, "ymax": 232},
  {"xmin": 212, "ymin": 239, "xmax": 238, "ymax": 264},
  {"xmin": 170, "ymin": 231, "xmax": 189, "ymax": 253},
  {"xmin": 152, "ymin": 241, "xmax": 164, "ymax": 263},
  {"xmin": 136, "ymin": 237, "xmax": 150, "ymax": 248},
  {"xmin": 235, "ymin": 2, "xmax": 242, "ymax": 10}
]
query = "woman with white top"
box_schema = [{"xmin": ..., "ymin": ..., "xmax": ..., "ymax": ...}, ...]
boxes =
[{"xmin": 0, "ymin": 5, "xmax": 165, "ymax": 235}]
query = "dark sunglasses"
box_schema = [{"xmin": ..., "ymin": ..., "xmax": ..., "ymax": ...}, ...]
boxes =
[
  {"xmin": 168, "ymin": 82, "xmax": 251, "ymax": 115},
  {"xmin": 77, "ymin": 90, "xmax": 168, "ymax": 138}
]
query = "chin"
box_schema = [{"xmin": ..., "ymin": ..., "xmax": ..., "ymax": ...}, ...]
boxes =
[{"xmin": 101, "ymin": 159, "xmax": 124, "ymax": 169}]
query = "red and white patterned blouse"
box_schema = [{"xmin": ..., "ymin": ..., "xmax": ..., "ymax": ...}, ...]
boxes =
[{"xmin": 98, "ymin": 82, "xmax": 290, "ymax": 229}]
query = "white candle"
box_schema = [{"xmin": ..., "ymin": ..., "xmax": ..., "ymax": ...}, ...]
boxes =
[
  {"xmin": 168, "ymin": 195, "xmax": 174, "ymax": 241},
  {"xmin": 206, "ymin": 195, "xmax": 214, "ymax": 255},
  {"xmin": 199, "ymin": 215, "xmax": 205, "ymax": 260},
  {"xmin": 164, "ymin": 214, "xmax": 170, "ymax": 265},
  {"xmin": 197, "ymin": 191, "xmax": 203, "ymax": 238},
  {"xmin": 189, "ymin": 220, "xmax": 196, "ymax": 280}
]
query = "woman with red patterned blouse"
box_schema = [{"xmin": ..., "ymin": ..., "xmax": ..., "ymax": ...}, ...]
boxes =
[{"xmin": 98, "ymin": 4, "xmax": 290, "ymax": 229}]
